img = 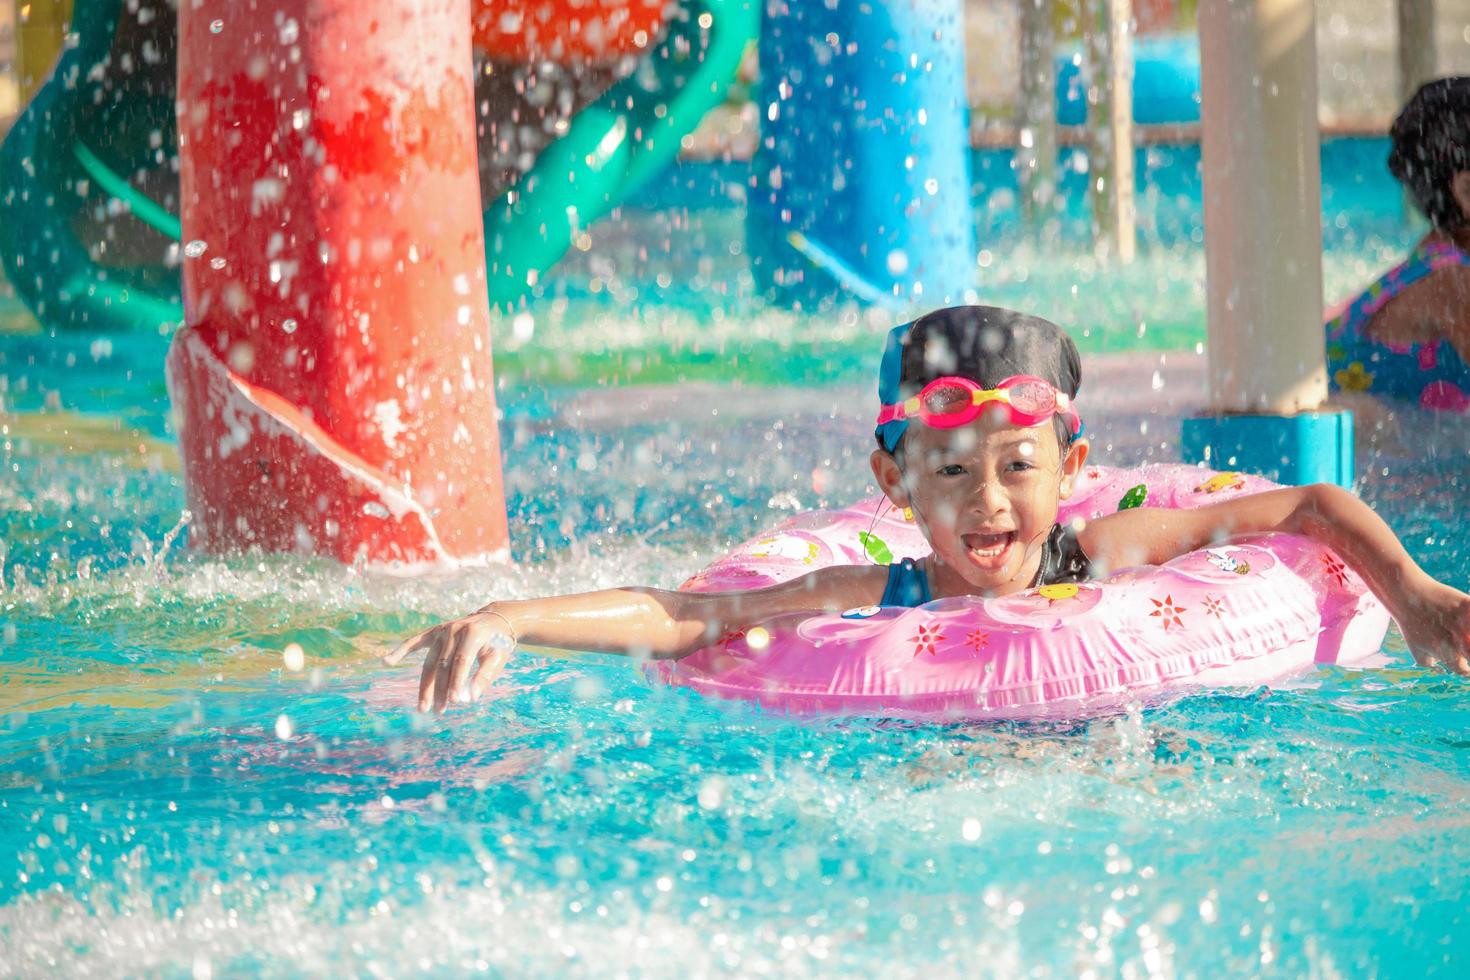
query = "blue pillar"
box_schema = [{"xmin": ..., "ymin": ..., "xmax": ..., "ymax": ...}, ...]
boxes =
[
  {"xmin": 748, "ymin": 0, "xmax": 975, "ymax": 309},
  {"xmin": 1180, "ymin": 411, "xmax": 1355, "ymax": 487}
]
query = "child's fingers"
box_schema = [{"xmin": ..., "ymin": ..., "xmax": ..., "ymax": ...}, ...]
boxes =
[
  {"xmin": 417, "ymin": 639, "xmax": 447, "ymax": 712},
  {"xmin": 432, "ymin": 627, "xmax": 470, "ymax": 713},
  {"xmin": 1446, "ymin": 653, "xmax": 1470, "ymax": 677},
  {"xmin": 469, "ymin": 646, "xmax": 512, "ymax": 701},
  {"xmin": 447, "ymin": 633, "xmax": 482, "ymax": 704},
  {"xmin": 385, "ymin": 628, "xmax": 433, "ymax": 666}
]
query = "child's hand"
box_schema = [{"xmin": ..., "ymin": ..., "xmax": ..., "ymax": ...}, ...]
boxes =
[
  {"xmin": 1396, "ymin": 579, "xmax": 1470, "ymax": 677},
  {"xmin": 384, "ymin": 610, "xmax": 518, "ymax": 713}
]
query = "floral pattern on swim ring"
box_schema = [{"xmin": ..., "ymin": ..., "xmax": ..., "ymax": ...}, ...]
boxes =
[{"xmin": 652, "ymin": 465, "xmax": 1391, "ymax": 721}]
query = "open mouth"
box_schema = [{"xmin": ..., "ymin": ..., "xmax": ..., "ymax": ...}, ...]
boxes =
[{"xmin": 961, "ymin": 530, "xmax": 1015, "ymax": 568}]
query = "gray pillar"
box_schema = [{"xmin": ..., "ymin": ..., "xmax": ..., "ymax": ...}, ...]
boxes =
[
  {"xmin": 1396, "ymin": 0, "xmax": 1438, "ymax": 104},
  {"xmin": 1084, "ymin": 0, "xmax": 1136, "ymax": 262},
  {"xmin": 1017, "ymin": 0, "xmax": 1058, "ymax": 223},
  {"xmin": 1198, "ymin": 0, "xmax": 1325, "ymax": 413}
]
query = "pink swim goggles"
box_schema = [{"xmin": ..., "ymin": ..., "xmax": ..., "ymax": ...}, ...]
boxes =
[{"xmin": 875, "ymin": 375, "xmax": 1083, "ymax": 437}]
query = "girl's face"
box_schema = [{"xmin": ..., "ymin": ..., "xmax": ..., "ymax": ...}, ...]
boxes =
[{"xmin": 871, "ymin": 407, "xmax": 1088, "ymax": 598}]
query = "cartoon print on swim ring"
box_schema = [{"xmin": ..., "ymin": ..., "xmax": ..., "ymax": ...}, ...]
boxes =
[
  {"xmin": 1204, "ymin": 547, "xmax": 1252, "ymax": 575},
  {"xmin": 1173, "ymin": 543, "xmax": 1277, "ymax": 583},
  {"xmin": 741, "ymin": 531, "xmax": 826, "ymax": 565},
  {"xmin": 1194, "ymin": 472, "xmax": 1245, "ymax": 494},
  {"xmin": 950, "ymin": 584, "xmax": 1103, "ymax": 628},
  {"xmin": 1036, "ymin": 583, "xmax": 1081, "ymax": 602},
  {"xmin": 1117, "ymin": 484, "xmax": 1149, "ymax": 510}
]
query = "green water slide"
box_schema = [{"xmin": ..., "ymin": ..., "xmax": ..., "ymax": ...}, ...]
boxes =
[
  {"xmin": 0, "ymin": 0, "xmax": 758, "ymax": 332},
  {"xmin": 0, "ymin": 0, "xmax": 183, "ymax": 332},
  {"xmin": 482, "ymin": 0, "xmax": 759, "ymax": 306}
]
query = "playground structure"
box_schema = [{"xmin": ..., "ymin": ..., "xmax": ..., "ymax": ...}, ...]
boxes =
[
  {"xmin": 0, "ymin": 0, "xmax": 757, "ymax": 331},
  {"xmin": 0, "ymin": 0, "xmax": 1449, "ymax": 566},
  {"xmin": 2, "ymin": 0, "xmax": 759, "ymax": 565}
]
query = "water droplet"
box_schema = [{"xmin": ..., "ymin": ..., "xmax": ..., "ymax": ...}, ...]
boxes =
[
  {"xmin": 273, "ymin": 714, "xmax": 293, "ymax": 739},
  {"xmin": 209, "ymin": 20, "xmax": 224, "ymax": 35},
  {"xmin": 183, "ymin": 240, "xmax": 207, "ymax": 258},
  {"xmin": 512, "ymin": 311, "xmax": 535, "ymax": 342},
  {"xmin": 227, "ymin": 343, "xmax": 255, "ymax": 374},
  {"xmin": 361, "ymin": 501, "xmax": 392, "ymax": 520},
  {"xmin": 282, "ymin": 643, "xmax": 305, "ymax": 672},
  {"xmin": 697, "ymin": 776, "xmax": 727, "ymax": 810},
  {"xmin": 886, "ymin": 250, "xmax": 909, "ymax": 275},
  {"xmin": 281, "ymin": 318, "xmax": 298, "ymax": 334},
  {"xmin": 209, "ymin": 256, "xmax": 226, "ymax": 270},
  {"xmin": 961, "ymin": 817, "xmax": 982, "ymax": 841}
]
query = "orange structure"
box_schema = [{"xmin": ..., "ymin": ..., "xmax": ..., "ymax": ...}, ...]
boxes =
[
  {"xmin": 168, "ymin": 0, "xmax": 508, "ymax": 565},
  {"xmin": 472, "ymin": 0, "xmax": 667, "ymax": 62}
]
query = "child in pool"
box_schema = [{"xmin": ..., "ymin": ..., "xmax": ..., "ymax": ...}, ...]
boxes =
[
  {"xmin": 389, "ymin": 305, "xmax": 1470, "ymax": 711},
  {"xmin": 1327, "ymin": 76, "xmax": 1470, "ymax": 409}
]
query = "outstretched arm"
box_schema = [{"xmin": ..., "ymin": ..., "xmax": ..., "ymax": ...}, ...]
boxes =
[
  {"xmin": 385, "ymin": 564, "xmax": 885, "ymax": 712},
  {"xmin": 1081, "ymin": 483, "xmax": 1470, "ymax": 675}
]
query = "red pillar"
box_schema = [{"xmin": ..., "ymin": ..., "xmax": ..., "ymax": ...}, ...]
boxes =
[{"xmin": 169, "ymin": 0, "xmax": 508, "ymax": 565}]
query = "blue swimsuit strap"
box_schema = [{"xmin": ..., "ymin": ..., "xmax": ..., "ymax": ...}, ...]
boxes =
[
  {"xmin": 881, "ymin": 526, "xmax": 1090, "ymax": 608},
  {"xmin": 1328, "ymin": 239, "xmax": 1470, "ymax": 340},
  {"xmin": 881, "ymin": 557, "xmax": 932, "ymax": 607}
]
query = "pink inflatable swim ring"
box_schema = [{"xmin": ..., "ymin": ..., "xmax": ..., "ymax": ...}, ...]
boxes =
[{"xmin": 650, "ymin": 464, "xmax": 1391, "ymax": 721}]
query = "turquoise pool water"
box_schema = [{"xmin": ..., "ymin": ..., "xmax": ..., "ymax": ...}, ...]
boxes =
[
  {"xmin": 2, "ymin": 265, "xmax": 1469, "ymax": 974},
  {"xmin": 0, "ymin": 129, "xmax": 1465, "ymax": 970}
]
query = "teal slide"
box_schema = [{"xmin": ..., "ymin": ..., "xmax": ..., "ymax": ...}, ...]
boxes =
[
  {"xmin": 482, "ymin": 0, "xmax": 759, "ymax": 306},
  {"xmin": 0, "ymin": 0, "xmax": 182, "ymax": 333},
  {"xmin": 0, "ymin": 0, "xmax": 758, "ymax": 331}
]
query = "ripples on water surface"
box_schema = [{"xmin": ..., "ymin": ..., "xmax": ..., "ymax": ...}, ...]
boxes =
[{"xmin": 1, "ymin": 242, "xmax": 1468, "ymax": 975}]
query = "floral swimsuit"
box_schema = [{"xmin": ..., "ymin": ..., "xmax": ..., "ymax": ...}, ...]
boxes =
[{"xmin": 1326, "ymin": 240, "xmax": 1470, "ymax": 411}]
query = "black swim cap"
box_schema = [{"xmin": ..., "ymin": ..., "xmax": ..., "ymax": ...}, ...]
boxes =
[
  {"xmin": 1388, "ymin": 76, "xmax": 1470, "ymax": 232},
  {"xmin": 875, "ymin": 305, "xmax": 1082, "ymax": 452}
]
